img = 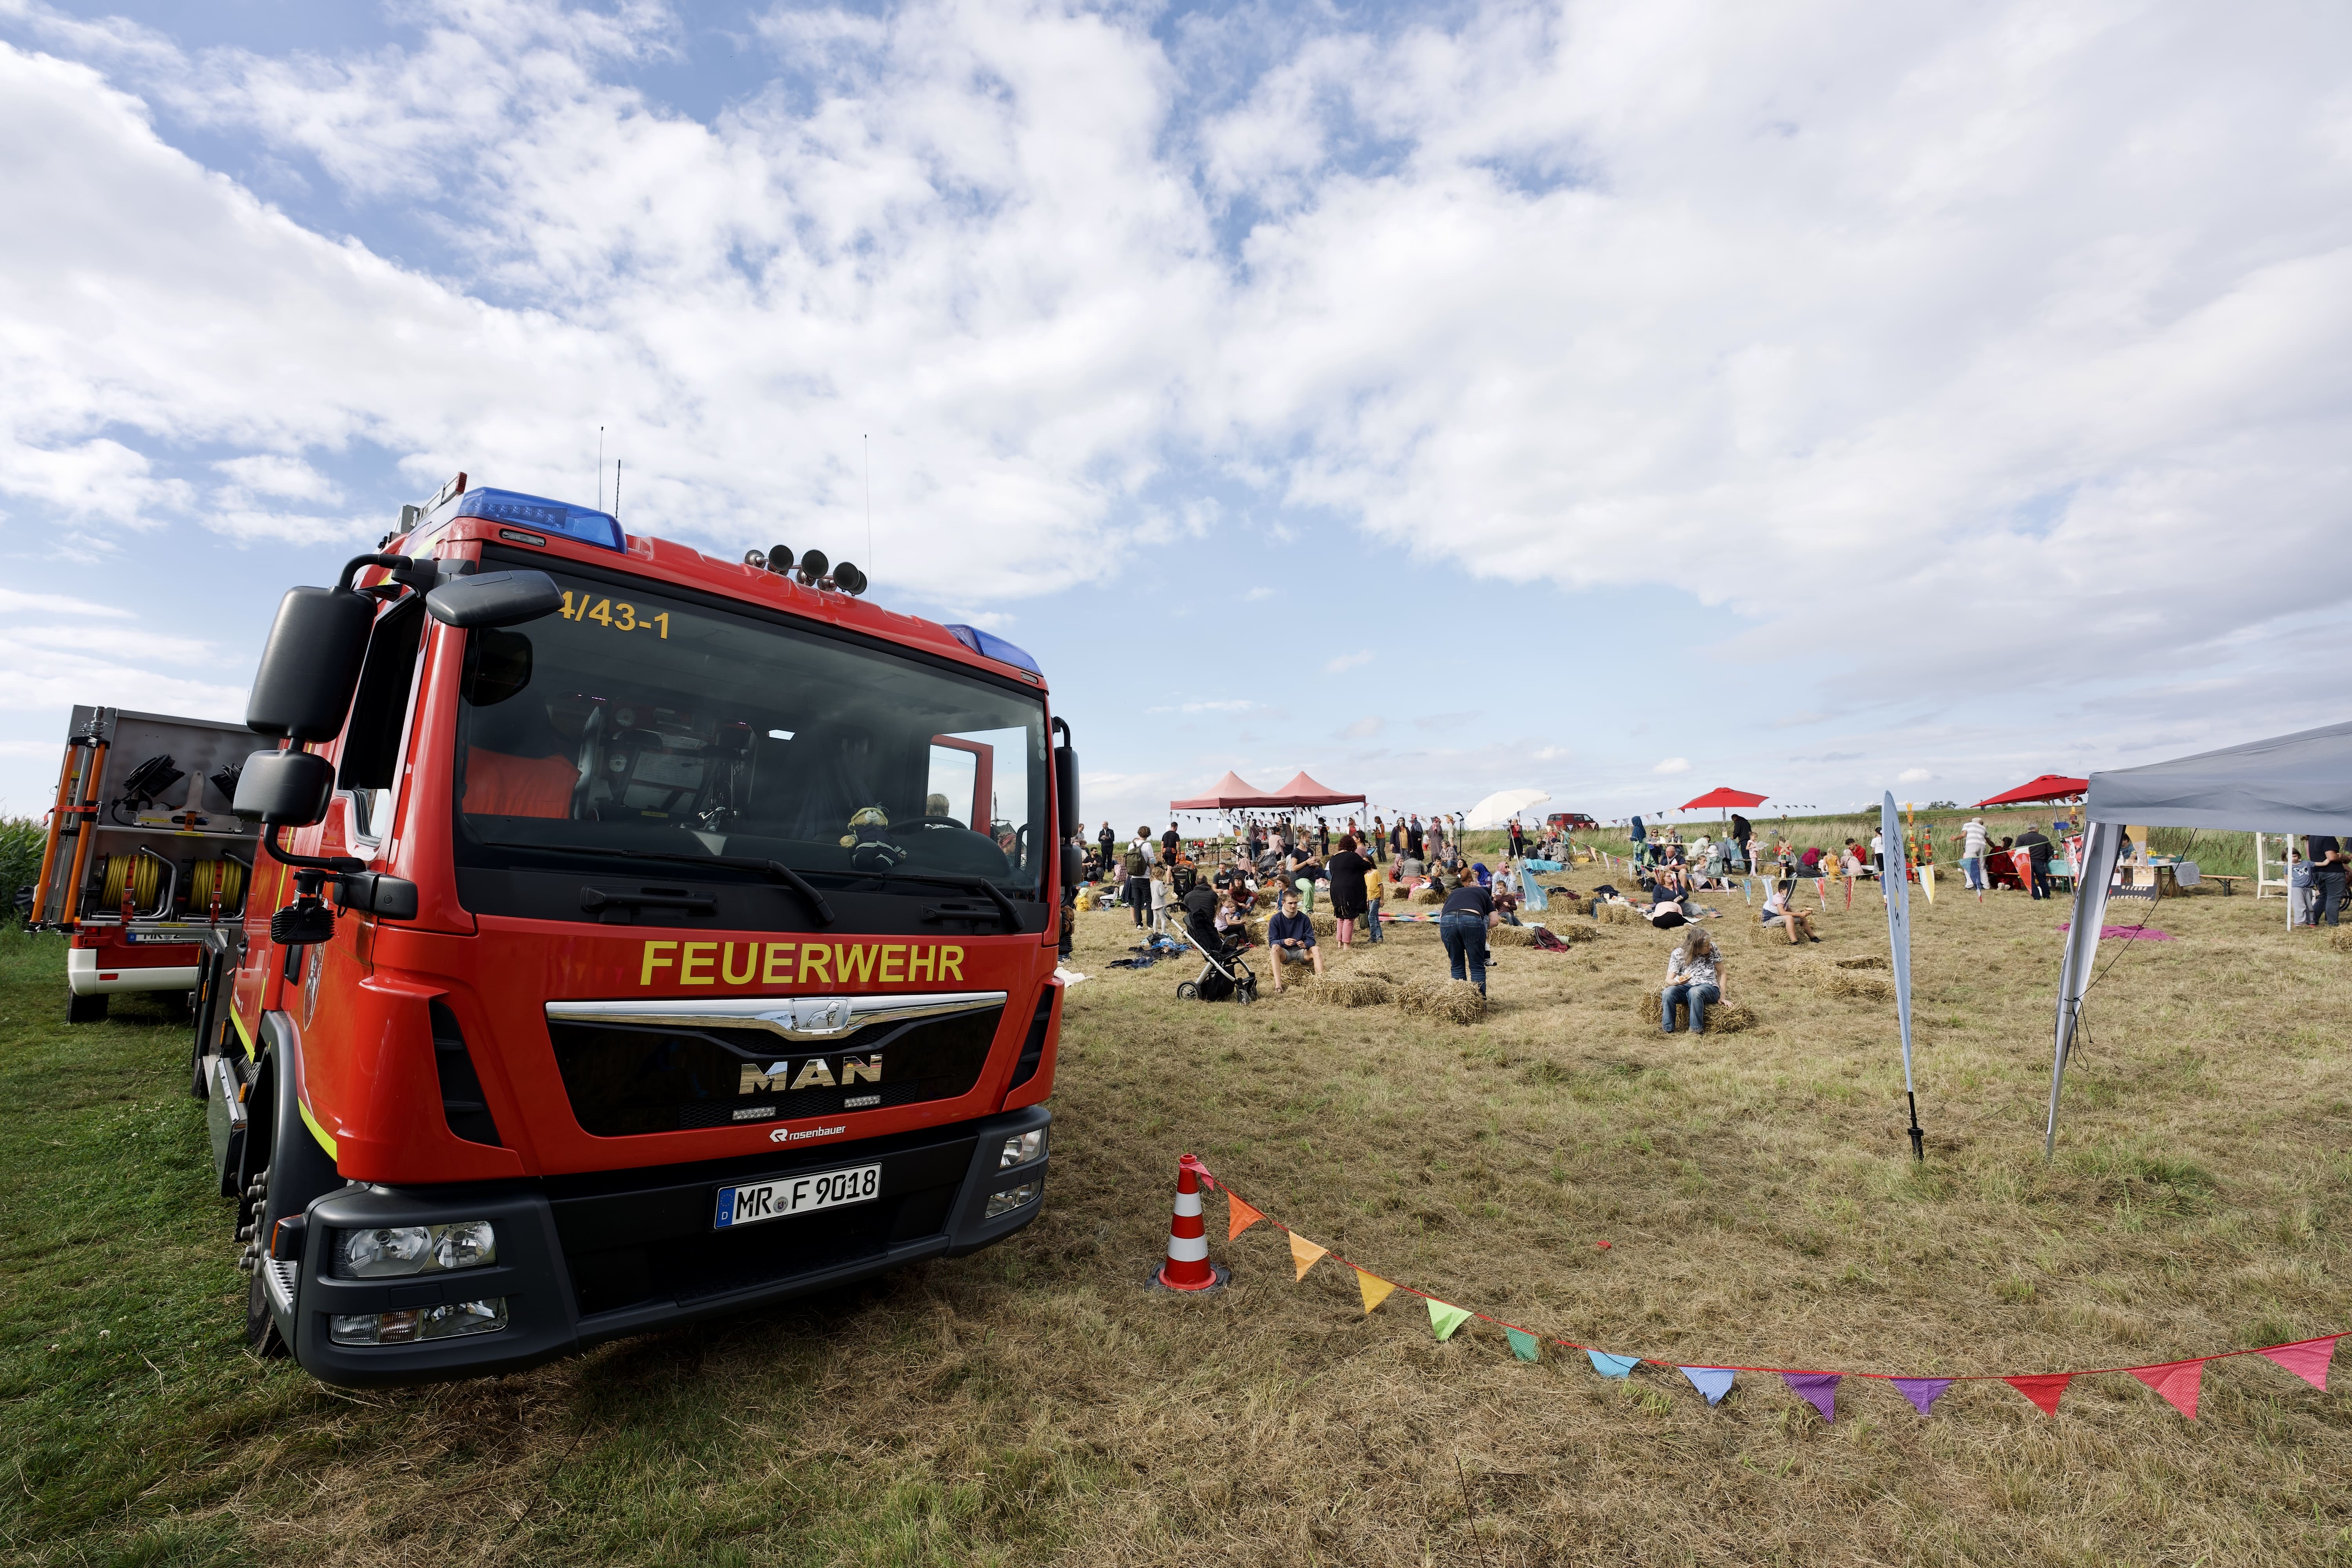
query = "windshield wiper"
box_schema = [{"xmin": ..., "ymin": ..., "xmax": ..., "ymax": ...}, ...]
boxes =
[
  {"xmin": 484, "ymin": 840, "xmax": 836, "ymax": 927},
  {"xmin": 855, "ymin": 870, "xmax": 1023, "ymax": 929}
]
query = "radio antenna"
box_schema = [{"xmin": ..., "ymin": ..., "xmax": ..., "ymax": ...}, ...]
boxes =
[
  {"xmin": 863, "ymin": 433, "xmax": 873, "ymax": 580},
  {"xmin": 614, "ymin": 458, "xmax": 621, "ymax": 524},
  {"xmin": 597, "ymin": 425, "xmax": 605, "ymax": 510}
]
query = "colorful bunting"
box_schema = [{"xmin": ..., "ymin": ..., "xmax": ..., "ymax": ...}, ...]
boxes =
[
  {"xmin": 1680, "ymin": 1367, "xmax": 1736, "ymax": 1405},
  {"xmin": 1200, "ymin": 1173, "xmax": 2347, "ymax": 1427},
  {"xmin": 1892, "ymin": 1377, "xmax": 1953, "ymax": 1416},
  {"xmin": 2129, "ymin": 1359, "xmax": 2205, "ymax": 1419},
  {"xmin": 1783, "ymin": 1372, "xmax": 1840, "ymax": 1423},
  {"xmin": 2259, "ymin": 1336, "xmax": 2336, "ymax": 1391},
  {"xmin": 2004, "ymin": 1374, "xmax": 2072, "ymax": 1416}
]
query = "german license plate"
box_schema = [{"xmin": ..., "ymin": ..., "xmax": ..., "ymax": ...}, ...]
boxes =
[{"xmin": 713, "ymin": 1163, "xmax": 882, "ymax": 1229}]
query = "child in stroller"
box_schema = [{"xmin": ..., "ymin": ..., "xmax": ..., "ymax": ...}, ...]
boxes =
[{"xmin": 1174, "ymin": 881, "xmax": 1257, "ymax": 1003}]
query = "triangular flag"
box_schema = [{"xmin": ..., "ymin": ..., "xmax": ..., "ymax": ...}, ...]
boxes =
[
  {"xmin": 2259, "ymin": 1336, "xmax": 2337, "ymax": 1392},
  {"xmin": 1227, "ymin": 1192, "xmax": 1264, "ymax": 1241},
  {"xmin": 1288, "ymin": 1232, "xmax": 1328, "ymax": 1281},
  {"xmin": 2129, "ymin": 1359, "xmax": 2204, "ymax": 1419},
  {"xmin": 1427, "ymin": 1299, "xmax": 1472, "ymax": 1341},
  {"xmin": 1891, "ymin": 1377, "xmax": 1953, "ymax": 1416},
  {"xmin": 1680, "ymin": 1367, "xmax": 1735, "ymax": 1405},
  {"xmin": 1783, "ymin": 1372, "xmax": 1840, "ymax": 1423},
  {"xmin": 1586, "ymin": 1350, "xmax": 1641, "ymax": 1379},
  {"xmin": 1506, "ymin": 1327, "xmax": 1541, "ymax": 1363},
  {"xmin": 1355, "ymin": 1269, "xmax": 1396, "ymax": 1314},
  {"xmin": 2004, "ymin": 1374, "xmax": 2071, "ymax": 1416}
]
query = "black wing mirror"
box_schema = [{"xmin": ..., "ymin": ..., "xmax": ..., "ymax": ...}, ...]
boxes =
[
  {"xmin": 232, "ymin": 748, "xmax": 336, "ymax": 828},
  {"xmin": 425, "ymin": 569, "xmax": 564, "ymax": 629}
]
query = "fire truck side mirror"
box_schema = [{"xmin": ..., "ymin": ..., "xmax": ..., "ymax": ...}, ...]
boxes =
[
  {"xmin": 1061, "ymin": 842, "xmax": 1083, "ymax": 891},
  {"xmin": 231, "ymin": 749, "xmax": 336, "ymax": 828},
  {"xmin": 1053, "ymin": 743, "xmax": 1079, "ymax": 842},
  {"xmin": 425, "ymin": 569, "xmax": 564, "ymax": 629},
  {"xmin": 247, "ymin": 586, "xmax": 376, "ymax": 742}
]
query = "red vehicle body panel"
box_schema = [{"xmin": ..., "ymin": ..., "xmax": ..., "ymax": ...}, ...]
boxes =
[{"xmin": 228, "ymin": 516, "xmax": 1066, "ymax": 1186}]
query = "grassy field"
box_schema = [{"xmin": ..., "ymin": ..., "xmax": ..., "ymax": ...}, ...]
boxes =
[{"xmin": 4, "ymin": 878, "xmax": 2350, "ymax": 1566}]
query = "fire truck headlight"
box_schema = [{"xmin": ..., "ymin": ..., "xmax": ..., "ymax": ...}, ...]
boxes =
[
  {"xmin": 331, "ymin": 1298, "xmax": 509, "ymax": 1346},
  {"xmin": 984, "ymin": 1181, "xmax": 1039, "ymax": 1219},
  {"xmin": 335, "ymin": 1222, "xmax": 498, "ymax": 1278},
  {"xmin": 997, "ymin": 1129, "xmax": 1045, "ymax": 1169}
]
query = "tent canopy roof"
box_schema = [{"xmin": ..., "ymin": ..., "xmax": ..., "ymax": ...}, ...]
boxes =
[
  {"xmin": 1465, "ymin": 788, "xmax": 1550, "ymax": 829},
  {"xmin": 1680, "ymin": 787, "xmax": 1767, "ymax": 811},
  {"xmin": 1975, "ymin": 774, "xmax": 2088, "ymax": 808},
  {"xmin": 1264, "ymin": 771, "xmax": 1364, "ymax": 808},
  {"xmin": 1169, "ymin": 771, "xmax": 1276, "ymax": 811},
  {"xmin": 2087, "ymin": 720, "xmax": 2352, "ymax": 833}
]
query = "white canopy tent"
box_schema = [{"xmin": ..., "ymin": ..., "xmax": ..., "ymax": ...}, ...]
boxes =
[
  {"xmin": 2045, "ymin": 720, "xmax": 2352, "ymax": 1156},
  {"xmin": 1465, "ymin": 788, "xmax": 1550, "ymax": 831}
]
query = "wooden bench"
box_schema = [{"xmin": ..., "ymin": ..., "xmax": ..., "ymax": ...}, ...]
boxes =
[{"xmin": 2202, "ymin": 873, "xmax": 2249, "ymax": 895}]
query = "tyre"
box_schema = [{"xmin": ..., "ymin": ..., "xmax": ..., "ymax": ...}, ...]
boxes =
[
  {"xmin": 65, "ymin": 990, "xmax": 108, "ymax": 1025},
  {"xmin": 236, "ymin": 1045, "xmax": 342, "ymax": 1359},
  {"xmin": 1175, "ymin": 981, "xmax": 1199, "ymax": 1000}
]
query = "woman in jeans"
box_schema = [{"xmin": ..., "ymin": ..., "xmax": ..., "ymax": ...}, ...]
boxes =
[
  {"xmin": 1438, "ymin": 877, "xmax": 1499, "ymax": 995},
  {"xmin": 1661, "ymin": 928, "xmax": 1725, "ymax": 1033}
]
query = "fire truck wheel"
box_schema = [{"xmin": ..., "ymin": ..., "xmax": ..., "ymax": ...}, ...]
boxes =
[
  {"xmin": 238, "ymin": 1049, "xmax": 342, "ymax": 1357},
  {"xmin": 65, "ymin": 991, "xmax": 108, "ymax": 1025}
]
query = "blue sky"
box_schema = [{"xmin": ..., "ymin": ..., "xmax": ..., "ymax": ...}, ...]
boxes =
[{"xmin": 4, "ymin": 0, "xmax": 2351, "ymax": 831}]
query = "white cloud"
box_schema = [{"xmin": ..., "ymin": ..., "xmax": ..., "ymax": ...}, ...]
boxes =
[
  {"xmin": 1323, "ymin": 649, "xmax": 1373, "ymax": 674},
  {"xmin": 1897, "ymin": 767, "xmax": 1934, "ymax": 782},
  {"xmin": 1, "ymin": 0, "xmax": 2349, "ymax": 761},
  {"xmin": 1342, "ymin": 715, "xmax": 1383, "ymax": 739},
  {"xmin": 1652, "ymin": 757, "xmax": 1691, "ymax": 775},
  {"xmin": 1534, "ymin": 745, "xmax": 1569, "ymax": 761}
]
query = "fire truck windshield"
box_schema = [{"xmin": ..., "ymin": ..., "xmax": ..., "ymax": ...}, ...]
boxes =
[{"xmin": 448, "ymin": 561, "xmax": 1047, "ymax": 903}]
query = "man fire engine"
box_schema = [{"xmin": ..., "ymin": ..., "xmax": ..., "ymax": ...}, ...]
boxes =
[{"xmin": 192, "ymin": 474, "xmax": 1074, "ymax": 1386}]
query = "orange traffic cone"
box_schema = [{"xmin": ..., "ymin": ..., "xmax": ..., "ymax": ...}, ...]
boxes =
[{"xmin": 1151, "ymin": 1156, "xmax": 1230, "ymax": 1292}]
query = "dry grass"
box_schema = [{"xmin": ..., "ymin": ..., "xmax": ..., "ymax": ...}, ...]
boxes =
[{"xmin": 21, "ymin": 887, "xmax": 2352, "ymax": 1566}]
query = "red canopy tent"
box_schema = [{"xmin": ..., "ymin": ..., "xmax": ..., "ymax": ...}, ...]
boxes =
[
  {"xmin": 1265, "ymin": 770, "xmax": 1365, "ymax": 808},
  {"xmin": 1974, "ymin": 774, "xmax": 2088, "ymax": 808},
  {"xmin": 1680, "ymin": 788, "xmax": 1768, "ymax": 812},
  {"xmin": 1169, "ymin": 771, "xmax": 1278, "ymax": 811}
]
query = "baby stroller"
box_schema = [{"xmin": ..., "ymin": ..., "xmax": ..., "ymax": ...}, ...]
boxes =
[{"xmin": 1173, "ymin": 898, "xmax": 1257, "ymax": 1004}]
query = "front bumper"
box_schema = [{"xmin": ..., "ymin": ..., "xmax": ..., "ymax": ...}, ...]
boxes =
[{"xmin": 271, "ymin": 1104, "xmax": 1050, "ymax": 1387}]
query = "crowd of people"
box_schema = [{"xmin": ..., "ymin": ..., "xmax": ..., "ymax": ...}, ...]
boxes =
[{"xmin": 1076, "ymin": 810, "xmax": 1583, "ymax": 998}]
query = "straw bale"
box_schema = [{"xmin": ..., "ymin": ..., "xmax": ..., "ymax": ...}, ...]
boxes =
[
  {"xmin": 1628, "ymin": 991, "xmax": 1758, "ymax": 1034},
  {"xmin": 1303, "ymin": 973, "xmax": 1396, "ymax": 1008},
  {"xmin": 1413, "ymin": 886, "xmax": 1446, "ymax": 905},
  {"xmin": 1487, "ymin": 923, "xmax": 1536, "ymax": 946},
  {"xmin": 1791, "ymin": 957, "xmax": 1892, "ymax": 1001},
  {"xmin": 1394, "ymin": 976, "xmax": 1488, "ymax": 1025},
  {"xmin": 1554, "ymin": 923, "xmax": 1600, "ymax": 944},
  {"xmin": 2331, "ymin": 929, "xmax": 2352, "ymax": 954},
  {"xmin": 1831, "ymin": 954, "xmax": 1890, "ymax": 971}
]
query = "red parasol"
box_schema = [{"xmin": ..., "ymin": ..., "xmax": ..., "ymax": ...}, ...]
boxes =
[
  {"xmin": 1679, "ymin": 788, "xmax": 1768, "ymax": 811},
  {"xmin": 1973, "ymin": 774, "xmax": 2088, "ymax": 808}
]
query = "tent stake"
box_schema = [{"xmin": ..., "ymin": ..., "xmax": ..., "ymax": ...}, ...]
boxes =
[{"xmin": 1906, "ymin": 1092, "xmax": 1924, "ymax": 1163}]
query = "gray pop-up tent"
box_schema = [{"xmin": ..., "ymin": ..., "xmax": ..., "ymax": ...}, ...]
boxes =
[{"xmin": 2045, "ymin": 719, "xmax": 2352, "ymax": 1155}]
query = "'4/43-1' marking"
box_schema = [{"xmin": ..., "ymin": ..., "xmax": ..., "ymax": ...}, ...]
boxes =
[{"xmin": 559, "ymin": 591, "xmax": 669, "ymax": 637}]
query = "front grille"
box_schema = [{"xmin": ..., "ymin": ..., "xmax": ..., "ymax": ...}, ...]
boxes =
[{"xmin": 548, "ymin": 1005, "xmax": 1003, "ymax": 1137}]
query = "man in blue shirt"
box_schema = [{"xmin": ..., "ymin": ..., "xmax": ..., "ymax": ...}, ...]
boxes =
[{"xmin": 1266, "ymin": 889, "xmax": 1323, "ymax": 992}]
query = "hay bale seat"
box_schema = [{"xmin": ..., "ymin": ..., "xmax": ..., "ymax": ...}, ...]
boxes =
[
  {"xmin": 1395, "ymin": 976, "xmax": 1488, "ymax": 1025},
  {"xmin": 1301, "ymin": 973, "xmax": 1396, "ymax": 1008},
  {"xmin": 1626, "ymin": 991, "xmax": 1758, "ymax": 1034}
]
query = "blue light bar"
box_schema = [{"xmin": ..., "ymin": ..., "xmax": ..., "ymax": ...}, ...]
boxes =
[
  {"xmin": 943, "ymin": 624, "xmax": 1042, "ymax": 675},
  {"xmin": 430, "ymin": 487, "xmax": 626, "ymax": 553}
]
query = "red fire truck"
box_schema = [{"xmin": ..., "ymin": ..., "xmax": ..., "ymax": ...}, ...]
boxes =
[
  {"xmin": 191, "ymin": 474, "xmax": 1075, "ymax": 1386},
  {"xmin": 27, "ymin": 707, "xmax": 260, "ymax": 1021}
]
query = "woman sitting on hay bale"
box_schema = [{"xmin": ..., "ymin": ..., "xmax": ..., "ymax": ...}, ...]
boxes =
[{"xmin": 1661, "ymin": 927, "xmax": 1727, "ymax": 1034}]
